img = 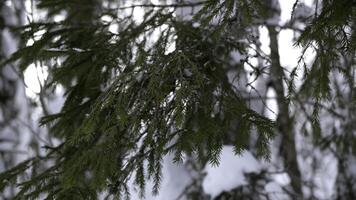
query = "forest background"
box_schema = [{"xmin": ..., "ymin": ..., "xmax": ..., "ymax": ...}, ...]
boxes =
[{"xmin": 0, "ymin": 0, "xmax": 355, "ymax": 199}]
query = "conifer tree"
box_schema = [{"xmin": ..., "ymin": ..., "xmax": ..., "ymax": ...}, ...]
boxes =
[{"xmin": 0, "ymin": 0, "xmax": 355, "ymax": 199}]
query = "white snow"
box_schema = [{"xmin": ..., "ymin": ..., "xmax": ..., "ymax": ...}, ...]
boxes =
[
  {"xmin": 23, "ymin": 64, "xmax": 48, "ymax": 98},
  {"xmin": 202, "ymin": 146, "xmax": 261, "ymax": 198},
  {"xmin": 129, "ymin": 154, "xmax": 191, "ymax": 200}
]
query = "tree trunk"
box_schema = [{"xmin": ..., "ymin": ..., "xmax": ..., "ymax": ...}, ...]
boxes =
[{"xmin": 267, "ymin": 25, "xmax": 302, "ymax": 197}]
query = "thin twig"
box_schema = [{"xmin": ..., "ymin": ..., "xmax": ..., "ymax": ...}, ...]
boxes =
[{"xmin": 117, "ymin": 1, "xmax": 206, "ymax": 10}]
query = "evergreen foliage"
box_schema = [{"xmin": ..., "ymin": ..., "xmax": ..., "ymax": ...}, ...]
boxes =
[{"xmin": 0, "ymin": 0, "xmax": 355, "ymax": 199}]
